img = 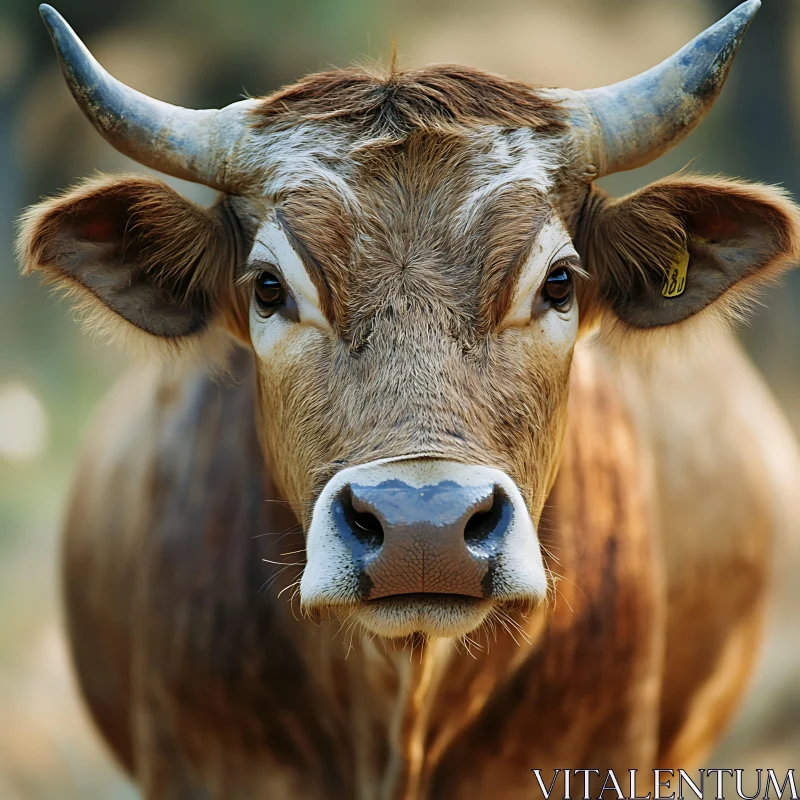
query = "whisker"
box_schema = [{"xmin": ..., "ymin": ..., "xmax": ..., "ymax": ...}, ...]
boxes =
[
  {"xmin": 538, "ymin": 542, "xmax": 562, "ymax": 566},
  {"xmin": 259, "ymin": 564, "xmax": 293, "ymax": 594},
  {"xmin": 493, "ymin": 610, "xmax": 525, "ymax": 647},
  {"xmin": 554, "ymin": 582, "xmax": 574, "ymax": 614},
  {"xmin": 546, "ymin": 567, "xmax": 585, "ymax": 602},
  {"xmin": 345, "ymin": 615, "xmax": 362, "ymax": 659},
  {"xmin": 497, "ymin": 610, "xmax": 532, "ymax": 644},
  {"xmin": 277, "ymin": 578, "xmax": 302, "ymax": 601},
  {"xmin": 251, "ymin": 525, "xmax": 303, "ymax": 540},
  {"xmin": 289, "ymin": 585, "xmax": 304, "ymax": 622},
  {"xmin": 332, "ymin": 609, "xmax": 357, "ymax": 644},
  {"xmin": 460, "ymin": 633, "xmax": 482, "ymax": 659}
]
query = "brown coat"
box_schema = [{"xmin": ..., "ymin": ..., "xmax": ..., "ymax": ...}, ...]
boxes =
[
  {"xmin": 17, "ymin": 51, "xmax": 800, "ymax": 800},
  {"xmin": 61, "ymin": 326, "xmax": 796, "ymax": 799}
]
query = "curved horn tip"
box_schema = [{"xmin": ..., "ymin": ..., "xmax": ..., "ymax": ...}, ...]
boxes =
[
  {"xmin": 39, "ymin": 5, "xmax": 66, "ymax": 35},
  {"xmin": 737, "ymin": 0, "xmax": 761, "ymax": 17},
  {"xmin": 574, "ymin": 0, "xmax": 763, "ymax": 178},
  {"xmin": 708, "ymin": 0, "xmax": 760, "ymax": 51},
  {"xmin": 39, "ymin": 5, "xmax": 85, "ymax": 70},
  {"xmin": 720, "ymin": 0, "xmax": 761, "ymax": 37},
  {"xmin": 35, "ymin": 3, "xmax": 242, "ymax": 190}
]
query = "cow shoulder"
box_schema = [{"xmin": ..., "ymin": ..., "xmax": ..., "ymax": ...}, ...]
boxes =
[
  {"xmin": 609, "ymin": 326, "xmax": 800, "ymax": 764},
  {"xmin": 62, "ymin": 350, "xmax": 352, "ymax": 795},
  {"xmin": 62, "ymin": 360, "xmax": 165, "ymax": 773}
]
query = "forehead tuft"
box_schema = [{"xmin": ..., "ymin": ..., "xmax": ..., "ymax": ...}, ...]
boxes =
[{"xmin": 250, "ymin": 64, "xmax": 566, "ymax": 137}]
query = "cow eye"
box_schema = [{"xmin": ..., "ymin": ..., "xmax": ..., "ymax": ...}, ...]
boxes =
[
  {"xmin": 542, "ymin": 264, "xmax": 573, "ymax": 309},
  {"xmin": 254, "ymin": 271, "xmax": 286, "ymax": 314}
]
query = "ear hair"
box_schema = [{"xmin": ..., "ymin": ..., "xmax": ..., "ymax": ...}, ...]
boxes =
[
  {"xmin": 576, "ymin": 175, "xmax": 800, "ymax": 348},
  {"xmin": 17, "ymin": 174, "xmax": 252, "ymax": 366}
]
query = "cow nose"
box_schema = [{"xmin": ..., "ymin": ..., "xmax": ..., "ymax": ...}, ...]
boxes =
[{"xmin": 330, "ymin": 479, "xmax": 513, "ymax": 599}]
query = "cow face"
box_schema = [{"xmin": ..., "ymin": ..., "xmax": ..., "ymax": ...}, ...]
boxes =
[
  {"xmin": 19, "ymin": 5, "xmax": 800, "ymax": 638},
  {"xmin": 244, "ymin": 124, "xmax": 577, "ymax": 636}
]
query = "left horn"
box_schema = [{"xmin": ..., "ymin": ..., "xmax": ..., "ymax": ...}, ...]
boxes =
[
  {"xmin": 39, "ymin": 4, "xmax": 257, "ymax": 191},
  {"xmin": 552, "ymin": 0, "xmax": 760, "ymax": 178}
]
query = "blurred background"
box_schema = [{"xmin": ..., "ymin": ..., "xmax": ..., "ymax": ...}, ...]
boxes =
[{"xmin": 0, "ymin": 0, "xmax": 799, "ymax": 796}]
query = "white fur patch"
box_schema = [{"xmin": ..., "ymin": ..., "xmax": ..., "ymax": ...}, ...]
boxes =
[
  {"xmin": 503, "ymin": 216, "xmax": 575, "ymax": 326},
  {"xmin": 248, "ymin": 217, "xmax": 331, "ymax": 358},
  {"xmin": 456, "ymin": 127, "xmax": 562, "ymax": 235},
  {"xmin": 247, "ymin": 122, "xmax": 362, "ymax": 213},
  {"xmin": 247, "ymin": 122, "xmax": 562, "ymax": 235}
]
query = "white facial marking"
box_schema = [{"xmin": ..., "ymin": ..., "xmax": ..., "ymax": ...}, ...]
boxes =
[
  {"xmin": 249, "ymin": 122, "xmax": 362, "ymax": 213},
  {"xmin": 248, "ymin": 217, "xmax": 331, "ymax": 357},
  {"xmin": 457, "ymin": 127, "xmax": 563, "ymax": 235},
  {"xmin": 504, "ymin": 216, "xmax": 576, "ymax": 326},
  {"xmin": 498, "ymin": 216, "xmax": 580, "ymax": 355}
]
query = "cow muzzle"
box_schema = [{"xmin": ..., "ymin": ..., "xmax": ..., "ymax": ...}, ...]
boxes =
[{"xmin": 299, "ymin": 458, "xmax": 548, "ymax": 638}]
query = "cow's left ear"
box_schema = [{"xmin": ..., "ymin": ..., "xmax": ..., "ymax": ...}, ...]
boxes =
[{"xmin": 578, "ymin": 177, "xmax": 800, "ymax": 329}]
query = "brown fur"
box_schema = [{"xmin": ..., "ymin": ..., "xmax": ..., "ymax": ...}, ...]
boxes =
[
  {"xmin": 62, "ymin": 347, "xmax": 662, "ymax": 798},
  {"xmin": 226, "ymin": 125, "xmax": 585, "ymax": 527},
  {"xmin": 16, "ymin": 64, "xmax": 800, "ymax": 799},
  {"xmin": 609, "ymin": 336, "xmax": 797, "ymax": 768},
  {"xmin": 58, "ymin": 334, "xmax": 795, "ymax": 798},
  {"xmin": 251, "ymin": 64, "xmax": 567, "ymax": 137},
  {"xmin": 272, "ymin": 187, "xmax": 354, "ymax": 325}
]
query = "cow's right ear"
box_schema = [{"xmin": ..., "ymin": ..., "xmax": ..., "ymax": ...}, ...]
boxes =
[
  {"xmin": 576, "ymin": 177, "xmax": 800, "ymax": 335},
  {"xmin": 17, "ymin": 175, "xmax": 245, "ymax": 347}
]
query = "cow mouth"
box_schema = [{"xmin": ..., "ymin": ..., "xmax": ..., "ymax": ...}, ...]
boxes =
[
  {"xmin": 352, "ymin": 593, "xmax": 493, "ymax": 639},
  {"xmin": 367, "ymin": 592, "xmax": 485, "ymax": 607}
]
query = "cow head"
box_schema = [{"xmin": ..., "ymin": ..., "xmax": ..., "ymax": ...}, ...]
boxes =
[{"xmin": 19, "ymin": 2, "xmax": 800, "ymax": 638}]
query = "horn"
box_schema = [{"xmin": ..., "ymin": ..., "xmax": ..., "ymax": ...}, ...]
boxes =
[
  {"xmin": 552, "ymin": 0, "xmax": 760, "ymax": 178},
  {"xmin": 39, "ymin": 4, "xmax": 258, "ymax": 191}
]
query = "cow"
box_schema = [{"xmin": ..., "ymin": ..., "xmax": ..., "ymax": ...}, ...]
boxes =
[{"xmin": 17, "ymin": 2, "xmax": 800, "ymax": 798}]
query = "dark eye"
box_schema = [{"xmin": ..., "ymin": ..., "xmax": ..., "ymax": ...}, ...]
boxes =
[
  {"xmin": 542, "ymin": 265, "xmax": 573, "ymax": 308},
  {"xmin": 254, "ymin": 271, "xmax": 285, "ymax": 314}
]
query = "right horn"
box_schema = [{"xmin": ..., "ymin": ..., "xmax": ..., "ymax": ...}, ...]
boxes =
[
  {"xmin": 558, "ymin": 0, "xmax": 760, "ymax": 178},
  {"xmin": 39, "ymin": 4, "xmax": 258, "ymax": 191}
]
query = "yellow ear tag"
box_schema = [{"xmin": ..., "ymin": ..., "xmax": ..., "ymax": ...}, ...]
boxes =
[{"xmin": 662, "ymin": 251, "xmax": 689, "ymax": 298}]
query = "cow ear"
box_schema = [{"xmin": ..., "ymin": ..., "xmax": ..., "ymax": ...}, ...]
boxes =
[
  {"xmin": 17, "ymin": 175, "xmax": 245, "ymax": 348},
  {"xmin": 578, "ymin": 177, "xmax": 800, "ymax": 330}
]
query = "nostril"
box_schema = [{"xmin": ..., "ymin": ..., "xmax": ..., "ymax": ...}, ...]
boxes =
[
  {"xmin": 464, "ymin": 489, "xmax": 509, "ymax": 551},
  {"xmin": 340, "ymin": 488, "xmax": 384, "ymax": 551},
  {"xmin": 352, "ymin": 510, "xmax": 383, "ymax": 545}
]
